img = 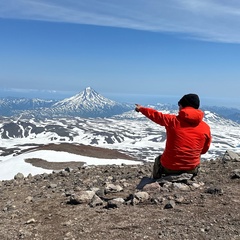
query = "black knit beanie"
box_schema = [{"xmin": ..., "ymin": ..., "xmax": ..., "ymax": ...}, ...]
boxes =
[{"xmin": 178, "ymin": 93, "xmax": 200, "ymax": 109}]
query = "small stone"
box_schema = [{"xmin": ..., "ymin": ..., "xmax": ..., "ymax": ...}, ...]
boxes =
[
  {"xmin": 175, "ymin": 195, "xmax": 184, "ymax": 203},
  {"xmin": 104, "ymin": 183, "xmax": 123, "ymax": 194},
  {"xmin": 134, "ymin": 191, "xmax": 149, "ymax": 202},
  {"xmin": 191, "ymin": 183, "xmax": 202, "ymax": 189},
  {"xmin": 5, "ymin": 204, "xmax": 16, "ymax": 211},
  {"xmin": 69, "ymin": 191, "xmax": 95, "ymax": 204},
  {"xmin": 62, "ymin": 220, "xmax": 72, "ymax": 226},
  {"xmin": 222, "ymin": 150, "xmax": 240, "ymax": 162},
  {"xmin": 158, "ymin": 173, "xmax": 193, "ymax": 184},
  {"xmin": 231, "ymin": 169, "xmax": 240, "ymax": 179},
  {"xmin": 65, "ymin": 167, "xmax": 73, "ymax": 172},
  {"xmin": 112, "ymin": 198, "xmax": 125, "ymax": 204},
  {"xmin": 151, "ymin": 195, "xmax": 166, "ymax": 205},
  {"xmin": 107, "ymin": 199, "xmax": 124, "ymax": 209},
  {"xmin": 205, "ymin": 187, "xmax": 223, "ymax": 195},
  {"xmin": 143, "ymin": 182, "xmax": 161, "ymax": 192},
  {"xmin": 48, "ymin": 183, "xmax": 58, "ymax": 188},
  {"xmin": 164, "ymin": 200, "xmax": 176, "ymax": 209},
  {"xmin": 172, "ymin": 183, "xmax": 190, "ymax": 191},
  {"xmin": 14, "ymin": 173, "xmax": 24, "ymax": 180},
  {"xmin": 89, "ymin": 195, "xmax": 104, "ymax": 207},
  {"xmin": 163, "ymin": 182, "xmax": 173, "ymax": 189},
  {"xmin": 25, "ymin": 218, "xmax": 36, "ymax": 224},
  {"xmin": 25, "ymin": 196, "xmax": 33, "ymax": 203},
  {"xmin": 27, "ymin": 173, "xmax": 33, "ymax": 179}
]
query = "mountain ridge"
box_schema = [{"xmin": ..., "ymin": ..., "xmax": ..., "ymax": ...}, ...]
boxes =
[
  {"xmin": 0, "ymin": 87, "xmax": 132, "ymax": 118},
  {"xmin": 0, "ymin": 107, "xmax": 239, "ymax": 162},
  {"xmin": 0, "ymin": 87, "xmax": 240, "ymax": 122}
]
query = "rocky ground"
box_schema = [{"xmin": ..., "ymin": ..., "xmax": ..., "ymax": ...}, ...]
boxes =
[{"xmin": 0, "ymin": 144, "xmax": 240, "ymax": 240}]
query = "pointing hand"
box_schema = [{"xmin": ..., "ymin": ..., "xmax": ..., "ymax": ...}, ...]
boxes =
[{"xmin": 135, "ymin": 104, "xmax": 141, "ymax": 112}]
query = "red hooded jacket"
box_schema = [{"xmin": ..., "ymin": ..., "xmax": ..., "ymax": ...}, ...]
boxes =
[{"xmin": 139, "ymin": 106, "xmax": 211, "ymax": 170}]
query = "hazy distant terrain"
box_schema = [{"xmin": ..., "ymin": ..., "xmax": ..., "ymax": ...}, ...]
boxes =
[{"xmin": 0, "ymin": 87, "xmax": 240, "ymax": 122}]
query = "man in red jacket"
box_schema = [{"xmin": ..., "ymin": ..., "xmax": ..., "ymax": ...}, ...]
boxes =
[{"xmin": 135, "ymin": 93, "xmax": 211, "ymax": 179}]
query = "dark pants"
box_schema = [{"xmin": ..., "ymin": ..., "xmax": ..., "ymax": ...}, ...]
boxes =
[{"xmin": 152, "ymin": 155, "xmax": 199, "ymax": 179}]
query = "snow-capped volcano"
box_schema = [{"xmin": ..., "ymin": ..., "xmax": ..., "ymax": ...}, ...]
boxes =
[
  {"xmin": 50, "ymin": 87, "xmax": 132, "ymax": 117},
  {"xmin": 1, "ymin": 87, "xmax": 240, "ymax": 121},
  {"xmin": 53, "ymin": 87, "xmax": 117, "ymax": 110},
  {"xmin": 0, "ymin": 87, "xmax": 132, "ymax": 118}
]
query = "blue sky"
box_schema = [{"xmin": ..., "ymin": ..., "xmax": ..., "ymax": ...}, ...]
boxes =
[{"xmin": 0, "ymin": 0, "xmax": 240, "ymax": 107}]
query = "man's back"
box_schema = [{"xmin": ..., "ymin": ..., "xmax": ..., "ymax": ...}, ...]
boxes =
[
  {"xmin": 162, "ymin": 107, "xmax": 211, "ymax": 170},
  {"xmin": 135, "ymin": 93, "xmax": 212, "ymax": 174}
]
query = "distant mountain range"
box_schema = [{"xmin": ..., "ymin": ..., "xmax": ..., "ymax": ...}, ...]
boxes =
[
  {"xmin": 0, "ymin": 87, "xmax": 240, "ymax": 122},
  {"xmin": 0, "ymin": 97, "xmax": 56, "ymax": 116},
  {"xmin": 0, "ymin": 87, "xmax": 132, "ymax": 118},
  {"xmin": 202, "ymin": 106, "xmax": 240, "ymax": 123}
]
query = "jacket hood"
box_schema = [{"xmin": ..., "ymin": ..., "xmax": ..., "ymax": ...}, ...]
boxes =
[{"xmin": 178, "ymin": 107, "xmax": 204, "ymax": 125}]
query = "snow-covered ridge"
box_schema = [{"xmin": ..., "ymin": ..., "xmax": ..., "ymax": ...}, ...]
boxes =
[{"xmin": 0, "ymin": 109, "xmax": 239, "ymax": 162}]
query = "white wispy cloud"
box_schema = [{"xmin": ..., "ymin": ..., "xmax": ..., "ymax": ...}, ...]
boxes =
[{"xmin": 1, "ymin": 0, "xmax": 240, "ymax": 43}]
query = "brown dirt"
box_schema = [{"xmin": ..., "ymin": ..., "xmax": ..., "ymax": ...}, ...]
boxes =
[
  {"xmin": 0, "ymin": 143, "xmax": 239, "ymax": 240},
  {"xmin": 23, "ymin": 143, "xmax": 137, "ymax": 160},
  {"xmin": 24, "ymin": 143, "xmax": 138, "ymax": 171},
  {"xmin": 25, "ymin": 158, "xmax": 85, "ymax": 170}
]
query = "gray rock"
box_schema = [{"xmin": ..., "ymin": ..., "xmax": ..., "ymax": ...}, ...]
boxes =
[
  {"xmin": 25, "ymin": 218, "xmax": 36, "ymax": 224},
  {"xmin": 24, "ymin": 196, "xmax": 33, "ymax": 203},
  {"xmin": 231, "ymin": 169, "xmax": 240, "ymax": 179},
  {"xmin": 106, "ymin": 198, "xmax": 125, "ymax": 208},
  {"xmin": 150, "ymin": 195, "xmax": 166, "ymax": 205},
  {"xmin": 69, "ymin": 191, "xmax": 95, "ymax": 204},
  {"xmin": 222, "ymin": 150, "xmax": 240, "ymax": 162},
  {"xmin": 95, "ymin": 188, "xmax": 105, "ymax": 199},
  {"xmin": 48, "ymin": 183, "xmax": 58, "ymax": 188},
  {"xmin": 134, "ymin": 191, "xmax": 149, "ymax": 202},
  {"xmin": 163, "ymin": 181, "xmax": 173, "ymax": 189},
  {"xmin": 104, "ymin": 183, "xmax": 123, "ymax": 194},
  {"xmin": 14, "ymin": 172, "xmax": 24, "ymax": 180},
  {"xmin": 27, "ymin": 173, "xmax": 33, "ymax": 179},
  {"xmin": 174, "ymin": 195, "xmax": 185, "ymax": 203},
  {"xmin": 3, "ymin": 204, "xmax": 16, "ymax": 211},
  {"xmin": 143, "ymin": 182, "xmax": 161, "ymax": 192},
  {"xmin": 172, "ymin": 183, "xmax": 190, "ymax": 191},
  {"xmin": 89, "ymin": 194, "xmax": 104, "ymax": 207},
  {"xmin": 164, "ymin": 200, "xmax": 176, "ymax": 209},
  {"xmin": 190, "ymin": 182, "xmax": 205, "ymax": 189},
  {"xmin": 205, "ymin": 187, "xmax": 223, "ymax": 195},
  {"xmin": 65, "ymin": 167, "xmax": 73, "ymax": 172},
  {"xmin": 157, "ymin": 173, "xmax": 194, "ymax": 184},
  {"xmin": 112, "ymin": 197, "xmax": 125, "ymax": 204}
]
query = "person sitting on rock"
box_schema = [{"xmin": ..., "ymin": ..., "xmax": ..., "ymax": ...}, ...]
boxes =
[{"xmin": 135, "ymin": 93, "xmax": 211, "ymax": 179}]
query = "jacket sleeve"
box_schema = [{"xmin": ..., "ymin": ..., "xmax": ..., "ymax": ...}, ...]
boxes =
[
  {"xmin": 139, "ymin": 107, "xmax": 174, "ymax": 126},
  {"xmin": 201, "ymin": 129, "xmax": 212, "ymax": 154}
]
